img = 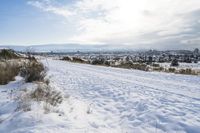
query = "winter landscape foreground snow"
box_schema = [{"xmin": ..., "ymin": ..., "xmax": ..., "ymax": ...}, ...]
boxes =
[{"xmin": 0, "ymin": 59, "xmax": 200, "ymax": 133}]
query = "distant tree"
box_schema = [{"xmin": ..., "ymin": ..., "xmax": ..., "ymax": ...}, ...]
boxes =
[
  {"xmin": 91, "ymin": 58, "xmax": 105, "ymax": 65},
  {"xmin": 147, "ymin": 56, "xmax": 153, "ymax": 64},
  {"xmin": 171, "ymin": 59, "xmax": 179, "ymax": 67},
  {"xmin": 184, "ymin": 57, "xmax": 192, "ymax": 63},
  {"xmin": 104, "ymin": 60, "xmax": 110, "ymax": 66}
]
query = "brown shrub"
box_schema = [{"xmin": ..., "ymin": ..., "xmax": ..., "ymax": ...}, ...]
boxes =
[
  {"xmin": 16, "ymin": 83, "xmax": 63, "ymax": 113},
  {"xmin": 0, "ymin": 49, "xmax": 19, "ymax": 60},
  {"xmin": 178, "ymin": 68, "xmax": 197, "ymax": 75},
  {"xmin": 31, "ymin": 83, "xmax": 63, "ymax": 106},
  {"xmin": 152, "ymin": 63, "xmax": 160, "ymax": 67},
  {"xmin": 116, "ymin": 62, "xmax": 133, "ymax": 69},
  {"xmin": 153, "ymin": 67, "xmax": 164, "ymax": 71},
  {"xmin": 117, "ymin": 62, "xmax": 149, "ymax": 71},
  {"xmin": 61, "ymin": 56, "xmax": 71, "ymax": 61},
  {"xmin": 20, "ymin": 61, "xmax": 46, "ymax": 82},
  {"xmin": 0, "ymin": 61, "xmax": 21, "ymax": 85},
  {"xmin": 72, "ymin": 57, "xmax": 87, "ymax": 63},
  {"xmin": 168, "ymin": 68, "xmax": 176, "ymax": 73}
]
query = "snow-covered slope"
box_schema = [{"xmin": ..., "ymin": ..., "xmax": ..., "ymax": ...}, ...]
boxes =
[
  {"xmin": 43, "ymin": 59, "xmax": 200, "ymax": 133},
  {"xmin": 0, "ymin": 59, "xmax": 200, "ymax": 133}
]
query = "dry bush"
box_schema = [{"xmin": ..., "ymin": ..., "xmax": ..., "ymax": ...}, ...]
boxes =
[
  {"xmin": 61, "ymin": 56, "xmax": 71, "ymax": 61},
  {"xmin": 0, "ymin": 61, "xmax": 21, "ymax": 85},
  {"xmin": 117, "ymin": 62, "xmax": 149, "ymax": 71},
  {"xmin": 168, "ymin": 67, "xmax": 176, "ymax": 73},
  {"xmin": 132, "ymin": 63, "xmax": 149, "ymax": 71},
  {"xmin": 162, "ymin": 67, "xmax": 198, "ymax": 75},
  {"xmin": 153, "ymin": 66, "xmax": 164, "ymax": 71},
  {"xmin": 20, "ymin": 60, "xmax": 46, "ymax": 82},
  {"xmin": 16, "ymin": 83, "xmax": 63, "ymax": 113},
  {"xmin": 152, "ymin": 63, "xmax": 160, "ymax": 67},
  {"xmin": 0, "ymin": 49, "xmax": 19, "ymax": 60},
  {"xmin": 117, "ymin": 62, "xmax": 133, "ymax": 69},
  {"xmin": 31, "ymin": 83, "xmax": 63, "ymax": 107},
  {"xmin": 31, "ymin": 83, "xmax": 63, "ymax": 113},
  {"xmin": 72, "ymin": 57, "xmax": 87, "ymax": 63},
  {"xmin": 177, "ymin": 68, "xmax": 197, "ymax": 75},
  {"xmin": 91, "ymin": 58, "xmax": 105, "ymax": 65}
]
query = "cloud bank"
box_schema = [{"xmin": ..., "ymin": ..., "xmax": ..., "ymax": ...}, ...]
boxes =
[{"xmin": 28, "ymin": 0, "xmax": 200, "ymax": 49}]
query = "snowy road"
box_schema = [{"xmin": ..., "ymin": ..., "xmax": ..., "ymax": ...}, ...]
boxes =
[{"xmin": 43, "ymin": 59, "xmax": 200, "ymax": 133}]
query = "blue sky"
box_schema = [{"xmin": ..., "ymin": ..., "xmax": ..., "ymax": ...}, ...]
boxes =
[
  {"xmin": 0, "ymin": 0, "xmax": 76, "ymax": 45},
  {"xmin": 0, "ymin": 0, "xmax": 200, "ymax": 49}
]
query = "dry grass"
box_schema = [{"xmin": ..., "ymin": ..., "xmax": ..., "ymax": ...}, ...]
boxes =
[
  {"xmin": 153, "ymin": 66, "xmax": 164, "ymax": 71},
  {"xmin": 31, "ymin": 83, "xmax": 63, "ymax": 106},
  {"xmin": 117, "ymin": 62, "xmax": 149, "ymax": 71},
  {"xmin": 177, "ymin": 68, "xmax": 198, "ymax": 75},
  {"xmin": 15, "ymin": 82, "xmax": 63, "ymax": 113},
  {"xmin": 20, "ymin": 60, "xmax": 46, "ymax": 82},
  {"xmin": 0, "ymin": 61, "xmax": 21, "ymax": 85},
  {"xmin": 72, "ymin": 57, "xmax": 87, "ymax": 63}
]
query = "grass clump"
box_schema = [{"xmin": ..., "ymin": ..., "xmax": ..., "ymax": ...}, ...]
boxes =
[
  {"xmin": 31, "ymin": 83, "xmax": 63, "ymax": 106},
  {"xmin": 16, "ymin": 83, "xmax": 63, "ymax": 113},
  {"xmin": 0, "ymin": 61, "xmax": 21, "ymax": 85},
  {"xmin": 0, "ymin": 49, "xmax": 22, "ymax": 85}
]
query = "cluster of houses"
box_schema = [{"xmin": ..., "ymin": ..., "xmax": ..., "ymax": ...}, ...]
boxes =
[{"xmin": 73, "ymin": 48, "xmax": 200, "ymax": 66}]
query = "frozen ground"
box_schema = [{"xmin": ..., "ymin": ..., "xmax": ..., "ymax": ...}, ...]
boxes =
[
  {"xmin": 0, "ymin": 59, "xmax": 200, "ymax": 133},
  {"xmin": 44, "ymin": 59, "xmax": 200, "ymax": 133}
]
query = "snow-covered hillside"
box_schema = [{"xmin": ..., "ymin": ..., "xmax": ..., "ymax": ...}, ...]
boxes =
[
  {"xmin": 0, "ymin": 59, "xmax": 200, "ymax": 133},
  {"xmin": 44, "ymin": 59, "xmax": 200, "ymax": 133}
]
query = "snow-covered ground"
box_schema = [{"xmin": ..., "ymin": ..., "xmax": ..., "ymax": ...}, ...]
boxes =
[
  {"xmin": 44, "ymin": 59, "xmax": 200, "ymax": 133},
  {"xmin": 0, "ymin": 59, "xmax": 200, "ymax": 133}
]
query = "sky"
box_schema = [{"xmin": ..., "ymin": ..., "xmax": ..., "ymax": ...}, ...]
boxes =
[{"xmin": 0, "ymin": 0, "xmax": 200, "ymax": 49}]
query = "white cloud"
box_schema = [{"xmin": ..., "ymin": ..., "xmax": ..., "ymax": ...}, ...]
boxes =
[
  {"xmin": 28, "ymin": 0, "xmax": 200, "ymax": 48},
  {"xmin": 27, "ymin": 0, "xmax": 73, "ymax": 17}
]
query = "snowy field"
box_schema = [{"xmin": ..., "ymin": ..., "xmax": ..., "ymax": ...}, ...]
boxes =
[{"xmin": 0, "ymin": 59, "xmax": 200, "ymax": 133}]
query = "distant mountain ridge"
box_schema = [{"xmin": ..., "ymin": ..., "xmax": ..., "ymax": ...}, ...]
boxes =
[
  {"xmin": 0, "ymin": 44, "xmax": 198, "ymax": 53},
  {"xmin": 0, "ymin": 44, "xmax": 134, "ymax": 53}
]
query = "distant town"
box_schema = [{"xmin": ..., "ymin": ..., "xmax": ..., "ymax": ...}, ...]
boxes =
[{"xmin": 41, "ymin": 48, "xmax": 200, "ymax": 64}]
